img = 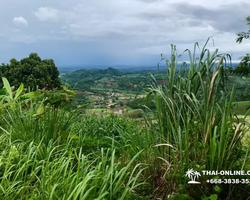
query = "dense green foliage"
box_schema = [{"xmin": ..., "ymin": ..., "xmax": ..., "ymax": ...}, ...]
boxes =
[
  {"xmin": 0, "ymin": 53, "xmax": 61, "ymax": 90},
  {"xmin": 61, "ymin": 67, "xmax": 163, "ymax": 93},
  {"xmin": 1, "ymin": 39, "xmax": 250, "ymax": 199},
  {"xmin": 145, "ymin": 40, "xmax": 250, "ymax": 199},
  {"xmin": 65, "ymin": 67, "xmax": 125, "ymax": 81},
  {"xmin": 236, "ymin": 16, "xmax": 250, "ymax": 44},
  {"xmin": 127, "ymin": 96, "xmax": 156, "ymax": 110},
  {"xmin": 234, "ymin": 16, "xmax": 250, "ymax": 77},
  {"xmin": 233, "ymin": 54, "xmax": 250, "ymax": 76},
  {"xmin": 0, "ymin": 85, "xmax": 148, "ymax": 199}
]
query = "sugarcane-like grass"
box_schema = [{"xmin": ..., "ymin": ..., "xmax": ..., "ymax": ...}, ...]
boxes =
[{"xmin": 144, "ymin": 38, "xmax": 250, "ymax": 198}]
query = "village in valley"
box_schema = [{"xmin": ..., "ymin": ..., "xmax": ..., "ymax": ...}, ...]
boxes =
[{"xmin": 61, "ymin": 67, "xmax": 161, "ymax": 117}]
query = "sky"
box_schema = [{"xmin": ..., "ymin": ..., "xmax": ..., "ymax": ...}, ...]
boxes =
[{"xmin": 0, "ymin": 0, "xmax": 249, "ymax": 68}]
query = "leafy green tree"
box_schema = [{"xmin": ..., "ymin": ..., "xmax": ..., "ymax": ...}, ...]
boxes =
[
  {"xmin": 236, "ymin": 16, "xmax": 250, "ymax": 44},
  {"xmin": 234, "ymin": 16, "xmax": 250, "ymax": 76},
  {"xmin": 0, "ymin": 53, "xmax": 61, "ymax": 90},
  {"xmin": 233, "ymin": 54, "xmax": 250, "ymax": 76}
]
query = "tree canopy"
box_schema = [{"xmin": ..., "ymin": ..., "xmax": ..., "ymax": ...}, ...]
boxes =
[
  {"xmin": 0, "ymin": 53, "xmax": 61, "ymax": 90},
  {"xmin": 236, "ymin": 16, "xmax": 250, "ymax": 44},
  {"xmin": 234, "ymin": 16, "xmax": 250, "ymax": 76}
]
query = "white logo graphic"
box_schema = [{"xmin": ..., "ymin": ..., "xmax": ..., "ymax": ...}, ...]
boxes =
[{"xmin": 186, "ymin": 169, "xmax": 201, "ymax": 184}]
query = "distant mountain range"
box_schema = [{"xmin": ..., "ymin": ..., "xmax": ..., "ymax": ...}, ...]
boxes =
[
  {"xmin": 60, "ymin": 67, "xmax": 165, "ymax": 83},
  {"xmin": 59, "ymin": 65, "xmax": 161, "ymax": 71},
  {"xmin": 59, "ymin": 62, "xmax": 239, "ymax": 72}
]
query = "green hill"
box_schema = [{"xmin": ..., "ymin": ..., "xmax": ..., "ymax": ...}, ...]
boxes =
[{"xmin": 66, "ymin": 67, "xmax": 125, "ymax": 81}]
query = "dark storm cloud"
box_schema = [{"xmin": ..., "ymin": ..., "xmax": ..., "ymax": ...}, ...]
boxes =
[
  {"xmin": 172, "ymin": 2, "xmax": 250, "ymax": 33},
  {"xmin": 0, "ymin": 0, "xmax": 249, "ymax": 65}
]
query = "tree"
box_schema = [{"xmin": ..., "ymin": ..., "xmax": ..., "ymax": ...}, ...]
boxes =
[
  {"xmin": 0, "ymin": 53, "xmax": 62, "ymax": 90},
  {"xmin": 234, "ymin": 16, "xmax": 250, "ymax": 76},
  {"xmin": 233, "ymin": 53, "xmax": 250, "ymax": 76},
  {"xmin": 236, "ymin": 16, "xmax": 250, "ymax": 44}
]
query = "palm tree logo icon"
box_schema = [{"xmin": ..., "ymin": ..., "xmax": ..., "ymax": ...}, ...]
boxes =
[{"xmin": 185, "ymin": 169, "xmax": 201, "ymax": 184}]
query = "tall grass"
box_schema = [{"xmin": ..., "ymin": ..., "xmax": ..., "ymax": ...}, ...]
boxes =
[
  {"xmin": 0, "ymin": 103, "xmax": 77, "ymax": 145},
  {"xmin": 0, "ymin": 101, "xmax": 149, "ymax": 199},
  {"xmin": 0, "ymin": 140, "xmax": 144, "ymax": 199},
  {"xmin": 145, "ymin": 38, "xmax": 250, "ymax": 198}
]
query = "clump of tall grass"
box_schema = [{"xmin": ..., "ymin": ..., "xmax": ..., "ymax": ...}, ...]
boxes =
[
  {"xmin": 0, "ymin": 137, "xmax": 145, "ymax": 199},
  {"xmin": 145, "ymin": 38, "xmax": 250, "ymax": 198},
  {"xmin": 0, "ymin": 99, "xmax": 152, "ymax": 199},
  {"xmin": 0, "ymin": 98, "xmax": 149, "ymax": 165},
  {"xmin": 0, "ymin": 103, "xmax": 77, "ymax": 146}
]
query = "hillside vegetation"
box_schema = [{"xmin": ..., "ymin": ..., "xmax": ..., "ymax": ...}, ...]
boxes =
[
  {"xmin": 66, "ymin": 67, "xmax": 126, "ymax": 80},
  {"xmin": 0, "ymin": 39, "xmax": 250, "ymax": 199}
]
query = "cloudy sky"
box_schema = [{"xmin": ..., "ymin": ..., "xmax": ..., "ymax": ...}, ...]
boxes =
[{"xmin": 0, "ymin": 0, "xmax": 249, "ymax": 67}]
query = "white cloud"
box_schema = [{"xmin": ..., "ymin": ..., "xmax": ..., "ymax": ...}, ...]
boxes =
[
  {"xmin": 34, "ymin": 7, "xmax": 59, "ymax": 21},
  {"xmin": 13, "ymin": 17, "xmax": 28, "ymax": 26}
]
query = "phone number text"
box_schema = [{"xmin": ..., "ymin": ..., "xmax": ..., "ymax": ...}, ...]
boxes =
[{"xmin": 207, "ymin": 179, "xmax": 249, "ymax": 184}]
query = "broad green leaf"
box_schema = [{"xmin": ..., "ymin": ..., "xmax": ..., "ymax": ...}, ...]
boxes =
[
  {"xmin": 14, "ymin": 83, "xmax": 24, "ymax": 101},
  {"xmin": 209, "ymin": 194, "xmax": 218, "ymax": 200},
  {"xmin": 2, "ymin": 77, "xmax": 13, "ymax": 100},
  {"xmin": 63, "ymin": 86, "xmax": 76, "ymax": 96},
  {"xmin": 33, "ymin": 103, "xmax": 45, "ymax": 117},
  {"xmin": 214, "ymin": 185, "xmax": 221, "ymax": 193},
  {"xmin": 69, "ymin": 134, "xmax": 80, "ymax": 140},
  {"xmin": 22, "ymin": 91, "xmax": 41, "ymax": 98}
]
